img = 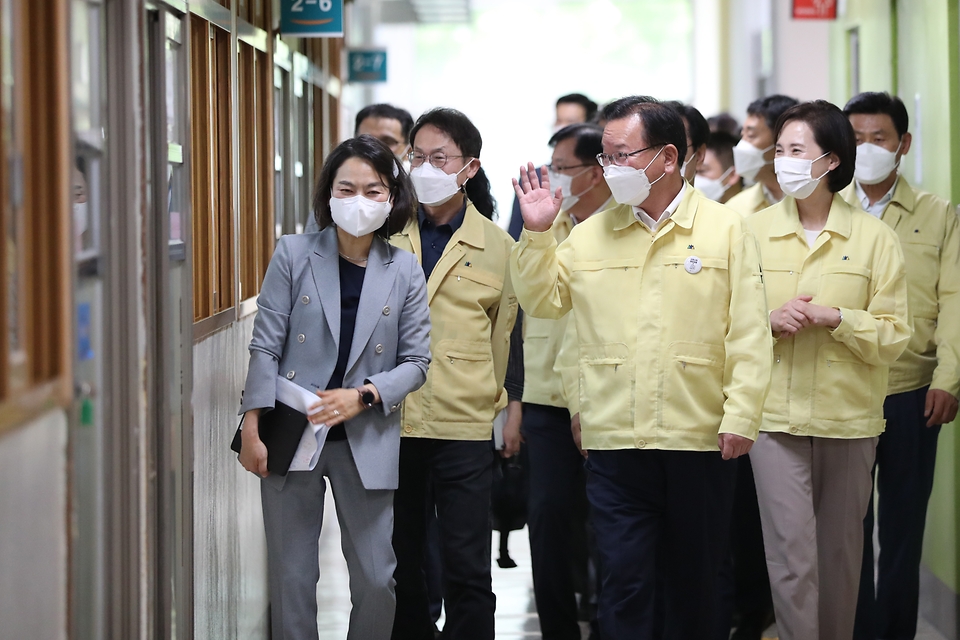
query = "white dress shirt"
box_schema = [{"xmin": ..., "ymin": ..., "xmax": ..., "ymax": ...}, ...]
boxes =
[
  {"xmin": 633, "ymin": 182, "xmax": 687, "ymax": 233},
  {"xmin": 855, "ymin": 175, "xmax": 899, "ymax": 218}
]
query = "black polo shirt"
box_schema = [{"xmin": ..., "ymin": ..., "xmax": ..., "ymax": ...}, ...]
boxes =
[{"xmin": 418, "ymin": 202, "xmax": 467, "ymax": 280}]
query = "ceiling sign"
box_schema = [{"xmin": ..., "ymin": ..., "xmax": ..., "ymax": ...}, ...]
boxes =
[{"xmin": 793, "ymin": 0, "xmax": 837, "ymax": 20}]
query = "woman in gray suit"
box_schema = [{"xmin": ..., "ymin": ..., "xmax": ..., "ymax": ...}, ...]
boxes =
[{"xmin": 237, "ymin": 135, "xmax": 432, "ymax": 640}]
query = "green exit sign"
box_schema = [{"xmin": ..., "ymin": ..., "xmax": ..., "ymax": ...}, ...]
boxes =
[{"xmin": 348, "ymin": 50, "xmax": 388, "ymax": 83}]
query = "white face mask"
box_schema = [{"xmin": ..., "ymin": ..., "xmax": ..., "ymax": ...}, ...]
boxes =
[
  {"xmin": 733, "ymin": 139, "xmax": 773, "ymax": 182},
  {"xmin": 774, "ymin": 152, "xmax": 830, "ymax": 200},
  {"xmin": 409, "ymin": 160, "xmax": 472, "ymax": 207},
  {"xmin": 329, "ymin": 193, "xmax": 392, "ymax": 237},
  {"xmin": 602, "ymin": 146, "xmax": 665, "ymax": 207},
  {"xmin": 854, "ymin": 141, "xmax": 901, "ymax": 186},
  {"xmin": 694, "ymin": 166, "xmax": 734, "ymax": 202},
  {"xmin": 679, "ymin": 157, "xmax": 692, "ymax": 180},
  {"xmin": 548, "ymin": 166, "xmax": 592, "ymax": 211}
]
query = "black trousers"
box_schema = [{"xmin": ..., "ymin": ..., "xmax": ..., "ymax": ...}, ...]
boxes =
[
  {"xmin": 714, "ymin": 455, "xmax": 773, "ymax": 640},
  {"xmin": 392, "ymin": 438, "xmax": 495, "ymax": 640},
  {"xmin": 587, "ymin": 448, "xmax": 736, "ymax": 640},
  {"xmin": 854, "ymin": 386, "xmax": 941, "ymax": 640},
  {"xmin": 523, "ymin": 403, "xmax": 589, "ymax": 640}
]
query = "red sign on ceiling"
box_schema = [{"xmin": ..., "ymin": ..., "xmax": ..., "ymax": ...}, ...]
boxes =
[{"xmin": 793, "ymin": 0, "xmax": 837, "ymax": 20}]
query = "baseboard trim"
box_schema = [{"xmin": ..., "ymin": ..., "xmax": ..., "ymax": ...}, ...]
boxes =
[{"xmin": 921, "ymin": 564, "xmax": 959, "ymax": 639}]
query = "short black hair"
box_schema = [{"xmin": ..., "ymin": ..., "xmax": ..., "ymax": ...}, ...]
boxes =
[
  {"xmin": 602, "ymin": 96, "xmax": 688, "ymax": 165},
  {"xmin": 354, "ymin": 103, "xmax": 415, "ymax": 143},
  {"xmin": 548, "ymin": 123, "xmax": 604, "ymax": 165},
  {"xmin": 665, "ymin": 101, "xmax": 710, "ymax": 151},
  {"xmin": 409, "ymin": 107, "xmax": 497, "ymax": 219},
  {"xmin": 747, "ymin": 94, "xmax": 800, "ymax": 133},
  {"xmin": 707, "ymin": 112, "xmax": 741, "ymax": 138},
  {"xmin": 312, "ymin": 134, "xmax": 416, "ymax": 237},
  {"xmin": 775, "ymin": 100, "xmax": 856, "ymax": 193},
  {"xmin": 556, "ymin": 93, "xmax": 598, "ymax": 122},
  {"xmin": 706, "ymin": 130, "xmax": 739, "ymax": 169},
  {"xmin": 842, "ymin": 92, "xmax": 909, "ymax": 138}
]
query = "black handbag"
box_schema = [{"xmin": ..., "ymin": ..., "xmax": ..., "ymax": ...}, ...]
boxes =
[{"xmin": 491, "ymin": 447, "xmax": 529, "ymax": 533}]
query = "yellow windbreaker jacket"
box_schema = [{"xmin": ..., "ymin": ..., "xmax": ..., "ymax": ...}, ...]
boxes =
[
  {"xmin": 746, "ymin": 195, "xmax": 911, "ymax": 438},
  {"xmin": 511, "ymin": 186, "xmax": 772, "ymax": 451},
  {"xmin": 392, "ymin": 204, "xmax": 518, "ymax": 440},
  {"xmin": 726, "ymin": 183, "xmax": 776, "ymax": 218},
  {"xmin": 841, "ymin": 177, "xmax": 960, "ymax": 397},
  {"xmin": 522, "ymin": 213, "xmax": 575, "ymax": 407}
]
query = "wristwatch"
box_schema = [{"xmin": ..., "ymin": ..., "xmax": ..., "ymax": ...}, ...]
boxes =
[{"xmin": 357, "ymin": 388, "xmax": 376, "ymax": 409}]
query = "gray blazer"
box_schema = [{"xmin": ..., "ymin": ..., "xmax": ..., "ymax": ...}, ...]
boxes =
[{"xmin": 240, "ymin": 227, "xmax": 431, "ymax": 490}]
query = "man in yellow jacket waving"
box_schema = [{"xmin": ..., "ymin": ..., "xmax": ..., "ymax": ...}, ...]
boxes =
[{"xmin": 510, "ymin": 96, "xmax": 773, "ymax": 638}]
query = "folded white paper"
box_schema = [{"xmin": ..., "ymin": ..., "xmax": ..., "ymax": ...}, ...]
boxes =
[{"xmin": 280, "ymin": 377, "xmax": 331, "ymax": 472}]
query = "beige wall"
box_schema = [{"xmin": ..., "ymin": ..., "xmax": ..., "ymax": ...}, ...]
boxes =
[
  {"xmin": 772, "ymin": 0, "xmax": 831, "ymax": 102},
  {"xmin": 193, "ymin": 315, "xmax": 270, "ymax": 639},
  {"xmin": 0, "ymin": 411, "xmax": 68, "ymax": 640}
]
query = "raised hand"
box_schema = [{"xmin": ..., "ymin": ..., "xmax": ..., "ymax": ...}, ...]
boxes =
[{"xmin": 512, "ymin": 162, "xmax": 563, "ymax": 233}]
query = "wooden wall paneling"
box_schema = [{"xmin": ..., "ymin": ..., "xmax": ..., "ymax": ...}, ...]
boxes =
[
  {"xmin": 256, "ymin": 47, "xmax": 274, "ymax": 275},
  {"xmin": 189, "ymin": 16, "xmax": 212, "ymax": 321},
  {"xmin": 213, "ymin": 25, "xmax": 234, "ymax": 313},
  {"xmin": 238, "ymin": 43, "xmax": 256, "ymax": 300}
]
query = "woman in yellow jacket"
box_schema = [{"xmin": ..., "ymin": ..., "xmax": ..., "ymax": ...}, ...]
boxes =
[{"xmin": 745, "ymin": 101, "xmax": 910, "ymax": 640}]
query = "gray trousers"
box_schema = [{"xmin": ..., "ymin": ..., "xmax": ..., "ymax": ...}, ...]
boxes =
[
  {"xmin": 261, "ymin": 439, "xmax": 396, "ymax": 640},
  {"xmin": 750, "ymin": 432, "xmax": 877, "ymax": 640}
]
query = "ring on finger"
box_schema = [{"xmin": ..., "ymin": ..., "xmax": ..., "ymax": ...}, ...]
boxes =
[{"xmin": 333, "ymin": 409, "xmax": 340, "ymax": 417}]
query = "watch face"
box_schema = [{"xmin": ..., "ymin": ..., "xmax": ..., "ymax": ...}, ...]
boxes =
[{"xmin": 361, "ymin": 390, "xmax": 375, "ymax": 406}]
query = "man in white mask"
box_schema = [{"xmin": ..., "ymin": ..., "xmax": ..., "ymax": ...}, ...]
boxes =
[
  {"xmin": 726, "ymin": 94, "xmax": 798, "ymax": 217},
  {"xmin": 695, "ymin": 130, "xmax": 742, "ymax": 204},
  {"xmin": 511, "ymin": 96, "xmax": 772, "ymax": 637},
  {"xmin": 518, "ymin": 122, "xmax": 611, "ymax": 639},
  {"xmin": 840, "ymin": 92, "xmax": 960, "ymax": 640},
  {"xmin": 666, "ymin": 101, "xmax": 709, "ymax": 184},
  {"xmin": 390, "ymin": 108, "xmax": 518, "ymax": 640}
]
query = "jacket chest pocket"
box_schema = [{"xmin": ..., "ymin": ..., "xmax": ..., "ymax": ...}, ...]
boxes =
[
  {"xmin": 902, "ymin": 239, "xmax": 940, "ymax": 298},
  {"xmin": 819, "ymin": 263, "xmax": 871, "ymax": 310},
  {"xmin": 446, "ymin": 265, "xmax": 503, "ymax": 310},
  {"xmin": 660, "ymin": 255, "xmax": 730, "ymax": 323},
  {"xmin": 761, "ymin": 262, "xmax": 801, "ymax": 310},
  {"xmin": 571, "ymin": 258, "xmax": 643, "ymax": 333}
]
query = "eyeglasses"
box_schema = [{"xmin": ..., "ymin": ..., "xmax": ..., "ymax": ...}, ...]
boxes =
[
  {"xmin": 596, "ymin": 144, "xmax": 662, "ymax": 167},
  {"xmin": 407, "ymin": 151, "xmax": 467, "ymax": 169},
  {"xmin": 545, "ymin": 163, "xmax": 591, "ymax": 173}
]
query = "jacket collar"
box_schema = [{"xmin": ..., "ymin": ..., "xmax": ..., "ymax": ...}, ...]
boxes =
[
  {"xmin": 888, "ymin": 173, "xmax": 917, "ymax": 214},
  {"xmin": 398, "ymin": 202, "xmax": 487, "ymax": 304},
  {"xmin": 308, "ymin": 226, "xmax": 396, "ymax": 350},
  {"xmin": 769, "ymin": 194, "xmax": 853, "ymax": 240},
  {"xmin": 611, "ymin": 183, "xmax": 698, "ymax": 232},
  {"xmin": 399, "ymin": 200, "xmax": 487, "ymax": 251},
  {"xmin": 313, "ymin": 224, "xmax": 394, "ymax": 265}
]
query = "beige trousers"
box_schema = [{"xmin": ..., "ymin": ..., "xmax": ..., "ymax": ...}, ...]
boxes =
[{"xmin": 750, "ymin": 432, "xmax": 877, "ymax": 640}]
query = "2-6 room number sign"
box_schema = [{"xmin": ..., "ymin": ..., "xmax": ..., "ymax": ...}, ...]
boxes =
[{"xmin": 281, "ymin": 0, "xmax": 343, "ymax": 37}]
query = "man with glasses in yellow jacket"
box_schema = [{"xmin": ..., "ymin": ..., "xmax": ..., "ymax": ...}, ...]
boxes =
[
  {"xmin": 517, "ymin": 122, "xmax": 613, "ymax": 640},
  {"xmin": 841, "ymin": 92, "xmax": 960, "ymax": 640},
  {"xmin": 511, "ymin": 96, "xmax": 772, "ymax": 638}
]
